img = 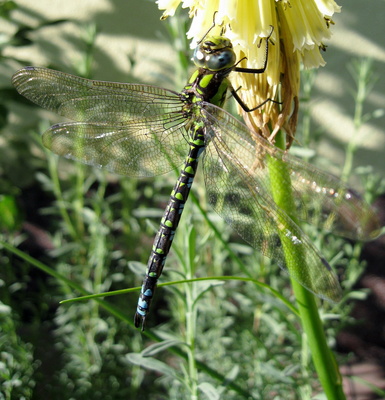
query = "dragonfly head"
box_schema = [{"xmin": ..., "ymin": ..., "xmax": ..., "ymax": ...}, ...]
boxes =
[{"xmin": 193, "ymin": 36, "xmax": 236, "ymax": 72}]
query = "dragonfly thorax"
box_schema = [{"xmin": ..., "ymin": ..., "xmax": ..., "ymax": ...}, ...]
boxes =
[{"xmin": 193, "ymin": 36, "xmax": 236, "ymax": 71}]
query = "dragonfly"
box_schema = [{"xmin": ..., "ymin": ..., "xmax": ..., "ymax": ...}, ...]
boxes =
[{"xmin": 12, "ymin": 30, "xmax": 380, "ymax": 330}]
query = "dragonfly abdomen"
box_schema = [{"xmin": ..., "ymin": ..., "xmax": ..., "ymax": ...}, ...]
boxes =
[{"xmin": 134, "ymin": 126, "xmax": 205, "ymax": 329}]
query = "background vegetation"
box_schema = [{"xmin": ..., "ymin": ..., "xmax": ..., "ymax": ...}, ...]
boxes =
[{"xmin": 1, "ymin": 0, "xmax": 384, "ymax": 399}]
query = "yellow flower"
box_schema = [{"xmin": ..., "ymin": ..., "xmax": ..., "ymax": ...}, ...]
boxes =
[
  {"xmin": 157, "ymin": 0, "xmax": 340, "ymax": 147},
  {"xmin": 157, "ymin": 0, "xmax": 184, "ymax": 19}
]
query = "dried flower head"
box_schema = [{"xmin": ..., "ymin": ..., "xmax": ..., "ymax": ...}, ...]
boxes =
[{"xmin": 158, "ymin": 0, "xmax": 340, "ymax": 147}]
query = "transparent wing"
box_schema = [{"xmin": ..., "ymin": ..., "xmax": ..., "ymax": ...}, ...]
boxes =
[
  {"xmin": 201, "ymin": 103, "xmax": 380, "ymax": 241},
  {"xmin": 200, "ymin": 103, "xmax": 379, "ymax": 301},
  {"xmin": 12, "ymin": 67, "xmax": 189, "ymax": 176},
  {"xmin": 42, "ymin": 120, "xmax": 188, "ymax": 177}
]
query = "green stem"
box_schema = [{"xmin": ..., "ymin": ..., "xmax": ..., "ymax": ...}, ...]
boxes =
[
  {"xmin": 184, "ymin": 226, "xmax": 199, "ymax": 400},
  {"xmin": 341, "ymin": 58, "xmax": 374, "ymax": 181},
  {"xmin": 46, "ymin": 151, "xmax": 79, "ymax": 241},
  {"xmin": 268, "ymin": 131, "xmax": 345, "ymax": 399}
]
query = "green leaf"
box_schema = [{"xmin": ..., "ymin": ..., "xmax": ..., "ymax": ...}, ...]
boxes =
[
  {"xmin": 141, "ymin": 339, "xmax": 184, "ymax": 357},
  {"xmin": 198, "ymin": 382, "xmax": 221, "ymax": 400},
  {"xmin": 126, "ymin": 353, "xmax": 179, "ymax": 380},
  {"xmin": 0, "ymin": 194, "xmax": 20, "ymax": 231}
]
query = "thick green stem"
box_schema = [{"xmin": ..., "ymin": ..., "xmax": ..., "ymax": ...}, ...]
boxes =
[
  {"xmin": 268, "ymin": 131, "xmax": 345, "ymax": 399},
  {"xmin": 183, "ymin": 225, "xmax": 199, "ymax": 400}
]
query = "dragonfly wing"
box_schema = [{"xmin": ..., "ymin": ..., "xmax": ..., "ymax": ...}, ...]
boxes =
[
  {"xmin": 201, "ymin": 105, "xmax": 344, "ymax": 302},
  {"xmin": 201, "ymin": 103, "xmax": 380, "ymax": 241},
  {"xmin": 13, "ymin": 67, "xmax": 189, "ymax": 176},
  {"xmin": 280, "ymin": 155, "xmax": 381, "ymax": 240},
  {"xmin": 12, "ymin": 67, "xmax": 184, "ymax": 124},
  {"xmin": 42, "ymin": 119, "xmax": 188, "ymax": 177}
]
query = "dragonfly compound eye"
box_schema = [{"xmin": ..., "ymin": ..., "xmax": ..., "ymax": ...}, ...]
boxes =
[
  {"xmin": 193, "ymin": 47, "xmax": 236, "ymax": 71},
  {"xmin": 206, "ymin": 49, "xmax": 236, "ymax": 71}
]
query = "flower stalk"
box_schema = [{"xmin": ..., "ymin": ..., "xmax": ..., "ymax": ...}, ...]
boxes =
[{"xmin": 268, "ymin": 130, "xmax": 346, "ymax": 399}]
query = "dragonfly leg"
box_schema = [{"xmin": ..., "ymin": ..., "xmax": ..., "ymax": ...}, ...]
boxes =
[
  {"xmin": 230, "ymin": 88, "xmax": 281, "ymax": 112},
  {"xmin": 233, "ymin": 25, "xmax": 274, "ymax": 75}
]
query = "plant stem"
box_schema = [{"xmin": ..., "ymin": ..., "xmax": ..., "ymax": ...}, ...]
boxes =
[
  {"xmin": 341, "ymin": 58, "xmax": 374, "ymax": 181},
  {"xmin": 184, "ymin": 225, "xmax": 199, "ymax": 400},
  {"xmin": 268, "ymin": 131, "xmax": 346, "ymax": 399},
  {"xmin": 45, "ymin": 151, "xmax": 78, "ymax": 241}
]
